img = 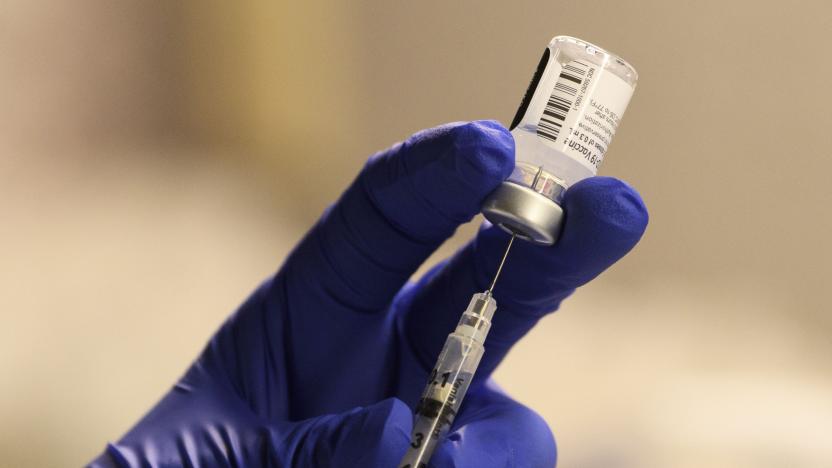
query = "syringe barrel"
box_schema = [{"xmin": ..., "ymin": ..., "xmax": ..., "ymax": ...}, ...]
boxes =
[{"xmin": 398, "ymin": 293, "xmax": 496, "ymax": 468}]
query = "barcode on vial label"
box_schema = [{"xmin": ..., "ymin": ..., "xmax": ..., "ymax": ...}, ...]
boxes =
[{"xmin": 537, "ymin": 61, "xmax": 591, "ymax": 143}]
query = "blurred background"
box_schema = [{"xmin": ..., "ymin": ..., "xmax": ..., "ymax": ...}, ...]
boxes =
[{"xmin": 1, "ymin": 1, "xmax": 831, "ymax": 466}]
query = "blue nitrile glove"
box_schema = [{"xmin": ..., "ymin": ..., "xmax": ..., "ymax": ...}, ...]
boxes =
[{"xmin": 90, "ymin": 120, "xmax": 648, "ymax": 468}]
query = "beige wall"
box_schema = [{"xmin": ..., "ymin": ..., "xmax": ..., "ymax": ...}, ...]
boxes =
[
  {"xmin": 181, "ymin": 1, "xmax": 832, "ymax": 313},
  {"xmin": 1, "ymin": 1, "xmax": 830, "ymax": 466}
]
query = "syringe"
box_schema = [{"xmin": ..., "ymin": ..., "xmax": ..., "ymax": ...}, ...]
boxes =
[
  {"xmin": 399, "ymin": 34, "xmax": 639, "ymax": 467},
  {"xmin": 399, "ymin": 235, "xmax": 515, "ymax": 468}
]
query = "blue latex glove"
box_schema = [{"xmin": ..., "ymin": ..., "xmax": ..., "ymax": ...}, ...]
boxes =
[{"xmin": 90, "ymin": 120, "xmax": 648, "ymax": 467}]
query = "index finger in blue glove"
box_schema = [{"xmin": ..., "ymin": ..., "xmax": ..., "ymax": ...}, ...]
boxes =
[
  {"xmin": 260, "ymin": 121, "xmax": 514, "ymax": 415},
  {"xmin": 400, "ymin": 176, "xmax": 648, "ymax": 384},
  {"xmin": 202, "ymin": 121, "xmax": 515, "ymax": 420},
  {"xmin": 284, "ymin": 120, "xmax": 513, "ymax": 314}
]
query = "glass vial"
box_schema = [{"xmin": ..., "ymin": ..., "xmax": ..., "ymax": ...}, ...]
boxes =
[{"xmin": 482, "ymin": 36, "xmax": 638, "ymax": 244}]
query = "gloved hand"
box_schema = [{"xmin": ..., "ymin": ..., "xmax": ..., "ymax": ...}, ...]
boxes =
[{"xmin": 90, "ymin": 120, "xmax": 648, "ymax": 467}]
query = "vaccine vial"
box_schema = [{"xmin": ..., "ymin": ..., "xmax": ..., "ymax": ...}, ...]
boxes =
[{"xmin": 482, "ymin": 36, "xmax": 638, "ymax": 244}]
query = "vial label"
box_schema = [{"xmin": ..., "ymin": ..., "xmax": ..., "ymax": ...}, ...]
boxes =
[{"xmin": 536, "ymin": 59, "xmax": 633, "ymax": 171}]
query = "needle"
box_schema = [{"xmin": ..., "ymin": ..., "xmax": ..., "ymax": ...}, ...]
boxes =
[
  {"xmin": 487, "ymin": 234, "xmax": 516, "ymax": 294},
  {"xmin": 485, "ymin": 164, "xmax": 540, "ymax": 294}
]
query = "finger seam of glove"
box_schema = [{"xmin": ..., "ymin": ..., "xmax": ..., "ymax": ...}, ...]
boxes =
[
  {"xmin": 361, "ymin": 153, "xmax": 465, "ymax": 245},
  {"xmin": 400, "ymin": 148, "xmax": 480, "ymax": 227},
  {"xmin": 392, "ymin": 290, "xmax": 441, "ymax": 375},
  {"xmin": 333, "ymin": 192, "xmax": 424, "ymax": 278},
  {"xmin": 311, "ymin": 225, "xmax": 387, "ymax": 314}
]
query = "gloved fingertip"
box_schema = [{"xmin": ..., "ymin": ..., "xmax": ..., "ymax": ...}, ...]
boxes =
[
  {"xmin": 368, "ymin": 397, "xmax": 414, "ymax": 443},
  {"xmin": 561, "ymin": 176, "xmax": 649, "ymax": 244},
  {"xmin": 449, "ymin": 120, "xmax": 515, "ymax": 188},
  {"xmin": 338, "ymin": 398, "xmax": 413, "ymax": 467}
]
